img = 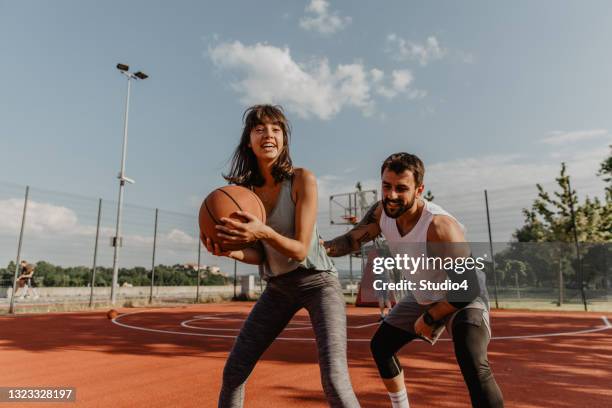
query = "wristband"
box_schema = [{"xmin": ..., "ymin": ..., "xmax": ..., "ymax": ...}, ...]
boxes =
[{"xmin": 423, "ymin": 310, "xmax": 443, "ymax": 326}]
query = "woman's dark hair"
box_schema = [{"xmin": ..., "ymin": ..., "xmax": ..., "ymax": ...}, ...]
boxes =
[{"xmin": 224, "ymin": 104, "xmax": 293, "ymax": 187}]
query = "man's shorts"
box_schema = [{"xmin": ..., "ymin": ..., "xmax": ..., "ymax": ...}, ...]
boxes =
[{"xmin": 384, "ymin": 291, "xmax": 491, "ymax": 339}]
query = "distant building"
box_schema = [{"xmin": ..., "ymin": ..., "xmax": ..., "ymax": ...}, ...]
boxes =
[
  {"xmin": 182, "ymin": 263, "xmax": 205, "ymax": 271},
  {"xmin": 181, "ymin": 263, "xmax": 227, "ymax": 278}
]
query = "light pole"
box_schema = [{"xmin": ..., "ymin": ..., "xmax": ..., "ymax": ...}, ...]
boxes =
[{"xmin": 110, "ymin": 63, "xmax": 148, "ymax": 304}]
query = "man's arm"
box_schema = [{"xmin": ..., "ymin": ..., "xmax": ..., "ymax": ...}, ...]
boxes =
[
  {"xmin": 324, "ymin": 202, "xmax": 383, "ymax": 257},
  {"xmin": 421, "ymin": 216, "xmax": 478, "ymax": 321},
  {"xmin": 415, "ymin": 215, "xmax": 473, "ymax": 342},
  {"xmin": 429, "ymin": 215, "xmax": 480, "ymax": 309}
]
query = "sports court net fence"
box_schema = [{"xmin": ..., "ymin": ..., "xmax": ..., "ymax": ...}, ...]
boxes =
[
  {"xmin": 0, "ymin": 177, "xmax": 609, "ymax": 312},
  {"xmin": 356, "ymin": 241, "xmax": 610, "ymax": 310}
]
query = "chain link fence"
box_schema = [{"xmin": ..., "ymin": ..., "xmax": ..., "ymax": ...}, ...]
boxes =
[{"xmin": 0, "ymin": 175, "xmax": 609, "ymax": 313}]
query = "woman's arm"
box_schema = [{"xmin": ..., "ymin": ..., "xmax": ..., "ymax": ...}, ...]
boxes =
[
  {"xmin": 203, "ymin": 236, "xmax": 265, "ymax": 265},
  {"xmin": 215, "ymin": 169, "xmax": 318, "ymax": 263},
  {"xmin": 228, "ymin": 247, "xmax": 264, "ymax": 265}
]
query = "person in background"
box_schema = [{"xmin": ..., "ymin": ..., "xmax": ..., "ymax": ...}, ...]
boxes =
[{"xmin": 17, "ymin": 260, "xmax": 39, "ymax": 299}]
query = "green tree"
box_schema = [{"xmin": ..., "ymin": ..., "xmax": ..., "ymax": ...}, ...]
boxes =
[
  {"xmin": 515, "ymin": 153, "xmax": 611, "ymax": 243},
  {"xmin": 508, "ymin": 148, "xmax": 612, "ymax": 290},
  {"xmin": 1, "ymin": 261, "xmax": 16, "ymax": 286}
]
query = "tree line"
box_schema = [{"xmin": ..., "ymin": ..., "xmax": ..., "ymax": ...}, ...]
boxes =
[{"xmin": 0, "ymin": 261, "xmax": 229, "ymax": 288}]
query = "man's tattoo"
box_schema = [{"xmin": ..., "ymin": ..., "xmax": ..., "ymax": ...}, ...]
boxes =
[
  {"xmin": 324, "ymin": 202, "xmax": 381, "ymax": 257},
  {"xmin": 361, "ymin": 203, "xmax": 379, "ymax": 226},
  {"xmin": 325, "ymin": 235, "xmax": 354, "ymax": 257}
]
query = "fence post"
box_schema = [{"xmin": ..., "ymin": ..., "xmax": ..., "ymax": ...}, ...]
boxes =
[
  {"xmin": 9, "ymin": 186, "xmax": 29, "ymax": 315},
  {"xmin": 557, "ymin": 254, "xmax": 563, "ymax": 306},
  {"xmin": 566, "ymin": 176, "xmax": 587, "ymax": 311},
  {"xmin": 233, "ymin": 260, "xmax": 237, "ymax": 300},
  {"xmin": 484, "ymin": 190, "xmax": 500, "ymax": 309},
  {"xmin": 149, "ymin": 208, "xmax": 159, "ymax": 304},
  {"xmin": 196, "ymin": 237, "xmax": 201, "ymax": 303},
  {"xmin": 89, "ymin": 198, "xmax": 103, "ymax": 308}
]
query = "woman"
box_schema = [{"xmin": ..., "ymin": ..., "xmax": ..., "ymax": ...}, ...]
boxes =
[{"xmin": 203, "ymin": 105, "xmax": 360, "ymax": 408}]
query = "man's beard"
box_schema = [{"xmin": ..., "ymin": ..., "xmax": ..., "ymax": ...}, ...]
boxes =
[{"xmin": 382, "ymin": 195, "xmax": 416, "ymax": 219}]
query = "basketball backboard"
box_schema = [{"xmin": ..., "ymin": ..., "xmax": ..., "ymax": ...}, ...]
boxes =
[{"xmin": 329, "ymin": 187, "xmax": 377, "ymax": 225}]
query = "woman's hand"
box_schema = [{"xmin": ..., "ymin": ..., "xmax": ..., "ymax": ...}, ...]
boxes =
[
  {"xmin": 216, "ymin": 211, "xmax": 270, "ymax": 246},
  {"xmin": 202, "ymin": 234, "xmax": 239, "ymax": 259}
]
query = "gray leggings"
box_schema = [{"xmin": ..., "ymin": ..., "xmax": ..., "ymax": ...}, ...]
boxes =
[{"xmin": 218, "ymin": 268, "xmax": 360, "ymax": 408}]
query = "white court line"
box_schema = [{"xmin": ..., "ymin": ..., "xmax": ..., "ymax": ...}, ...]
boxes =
[
  {"xmin": 182, "ymin": 317, "xmax": 346, "ymax": 332},
  {"xmin": 351, "ymin": 322, "xmax": 381, "ymax": 329},
  {"xmin": 182, "ymin": 316, "xmax": 380, "ymax": 332},
  {"xmin": 113, "ymin": 312, "xmax": 612, "ymax": 342}
]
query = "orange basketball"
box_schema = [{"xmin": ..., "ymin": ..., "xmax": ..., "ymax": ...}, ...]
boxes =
[
  {"xmin": 199, "ymin": 185, "xmax": 266, "ymax": 251},
  {"xmin": 107, "ymin": 309, "xmax": 118, "ymax": 319}
]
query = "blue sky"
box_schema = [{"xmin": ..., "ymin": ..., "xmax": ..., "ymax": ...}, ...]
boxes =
[{"xmin": 1, "ymin": 1, "xmax": 611, "ymax": 270}]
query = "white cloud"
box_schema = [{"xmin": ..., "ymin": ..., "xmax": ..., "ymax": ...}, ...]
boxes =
[
  {"xmin": 208, "ymin": 41, "xmax": 422, "ymax": 119},
  {"xmin": 457, "ymin": 50, "xmax": 475, "ymax": 64},
  {"xmin": 371, "ymin": 69, "xmax": 426, "ymax": 100},
  {"xmin": 541, "ymin": 129, "xmax": 610, "ymax": 145},
  {"xmin": 299, "ymin": 0, "xmax": 351, "ymax": 35},
  {"xmin": 423, "ymin": 145, "xmax": 609, "ymax": 203},
  {"xmin": 386, "ymin": 34, "xmax": 447, "ymax": 66},
  {"xmin": 0, "ymin": 199, "xmax": 82, "ymax": 236},
  {"xmin": 165, "ymin": 228, "xmax": 197, "ymax": 245},
  {"xmin": 316, "ymin": 144, "xmax": 608, "ymax": 241},
  {"xmin": 0, "ymin": 200, "xmax": 196, "ymax": 248},
  {"xmin": 373, "ymin": 69, "xmax": 411, "ymax": 99},
  {"xmin": 370, "ymin": 68, "xmax": 384, "ymax": 83}
]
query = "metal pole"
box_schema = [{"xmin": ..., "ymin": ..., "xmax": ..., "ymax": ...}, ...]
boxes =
[
  {"xmin": 515, "ymin": 271, "xmax": 520, "ymax": 299},
  {"xmin": 111, "ymin": 76, "xmax": 131, "ymax": 304},
  {"xmin": 484, "ymin": 190, "xmax": 500, "ymax": 309},
  {"xmin": 233, "ymin": 260, "xmax": 237, "ymax": 300},
  {"xmin": 89, "ymin": 198, "xmax": 102, "ymax": 308},
  {"xmin": 195, "ymin": 237, "xmax": 201, "ymax": 303},
  {"xmin": 557, "ymin": 255, "xmax": 563, "ymax": 306},
  {"xmin": 567, "ymin": 176, "xmax": 587, "ymax": 311},
  {"xmin": 149, "ymin": 208, "xmax": 158, "ymax": 304},
  {"xmin": 9, "ymin": 186, "xmax": 29, "ymax": 314}
]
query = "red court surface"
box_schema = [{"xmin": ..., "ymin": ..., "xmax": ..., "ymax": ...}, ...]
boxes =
[{"xmin": 1, "ymin": 303, "xmax": 610, "ymax": 407}]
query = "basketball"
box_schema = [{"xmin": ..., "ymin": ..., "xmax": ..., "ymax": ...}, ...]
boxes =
[
  {"xmin": 199, "ymin": 185, "xmax": 266, "ymax": 251},
  {"xmin": 107, "ymin": 309, "xmax": 118, "ymax": 320}
]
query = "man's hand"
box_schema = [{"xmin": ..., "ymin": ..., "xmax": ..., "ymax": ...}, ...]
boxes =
[
  {"xmin": 414, "ymin": 314, "xmax": 432, "ymax": 338},
  {"xmin": 414, "ymin": 302, "xmax": 458, "ymax": 345},
  {"xmin": 319, "ymin": 238, "xmax": 331, "ymax": 254},
  {"xmin": 414, "ymin": 312, "xmax": 444, "ymax": 345}
]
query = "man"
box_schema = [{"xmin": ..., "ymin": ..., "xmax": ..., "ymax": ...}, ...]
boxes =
[{"xmin": 324, "ymin": 153, "xmax": 503, "ymax": 408}]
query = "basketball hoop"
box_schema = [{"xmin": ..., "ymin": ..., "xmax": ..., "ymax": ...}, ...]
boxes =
[
  {"xmin": 342, "ymin": 215, "xmax": 358, "ymax": 225},
  {"xmin": 329, "ymin": 188, "xmax": 377, "ymax": 225}
]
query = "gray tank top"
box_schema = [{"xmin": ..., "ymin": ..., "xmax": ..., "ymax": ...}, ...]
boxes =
[{"xmin": 258, "ymin": 177, "xmax": 337, "ymax": 279}]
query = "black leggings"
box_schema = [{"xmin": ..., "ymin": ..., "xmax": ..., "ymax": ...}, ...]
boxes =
[{"xmin": 370, "ymin": 311, "xmax": 504, "ymax": 408}]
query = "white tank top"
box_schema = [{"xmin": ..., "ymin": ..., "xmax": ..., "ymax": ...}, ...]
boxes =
[{"xmin": 379, "ymin": 199, "xmax": 465, "ymax": 305}]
